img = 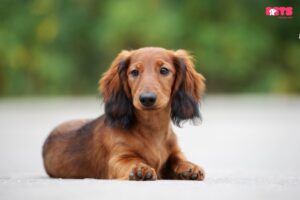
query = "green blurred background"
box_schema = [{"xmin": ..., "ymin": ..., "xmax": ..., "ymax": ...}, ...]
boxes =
[{"xmin": 0, "ymin": 0, "xmax": 299, "ymax": 96}]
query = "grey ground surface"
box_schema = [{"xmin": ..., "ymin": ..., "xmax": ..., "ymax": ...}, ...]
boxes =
[{"xmin": 0, "ymin": 95, "xmax": 300, "ymax": 200}]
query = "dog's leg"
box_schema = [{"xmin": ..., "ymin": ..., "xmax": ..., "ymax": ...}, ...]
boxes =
[
  {"xmin": 163, "ymin": 150, "xmax": 205, "ymax": 181},
  {"xmin": 107, "ymin": 144, "xmax": 158, "ymax": 181},
  {"xmin": 108, "ymin": 156, "xmax": 157, "ymax": 180}
]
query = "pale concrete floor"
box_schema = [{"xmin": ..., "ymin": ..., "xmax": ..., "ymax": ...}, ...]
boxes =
[{"xmin": 0, "ymin": 95, "xmax": 300, "ymax": 200}]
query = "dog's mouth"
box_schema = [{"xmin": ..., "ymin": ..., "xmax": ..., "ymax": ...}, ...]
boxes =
[
  {"xmin": 135, "ymin": 104, "xmax": 157, "ymax": 111},
  {"xmin": 141, "ymin": 106, "xmax": 159, "ymax": 111},
  {"xmin": 137, "ymin": 103, "xmax": 168, "ymax": 111}
]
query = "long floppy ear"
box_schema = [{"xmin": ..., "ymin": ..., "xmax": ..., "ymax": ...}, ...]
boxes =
[
  {"xmin": 171, "ymin": 50, "xmax": 206, "ymax": 127},
  {"xmin": 99, "ymin": 50, "xmax": 134, "ymax": 128}
]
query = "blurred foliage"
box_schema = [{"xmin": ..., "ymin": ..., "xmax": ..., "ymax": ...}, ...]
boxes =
[{"xmin": 0, "ymin": 0, "xmax": 299, "ymax": 96}]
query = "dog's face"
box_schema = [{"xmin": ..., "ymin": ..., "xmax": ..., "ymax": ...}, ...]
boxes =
[
  {"xmin": 127, "ymin": 48, "xmax": 176, "ymax": 110},
  {"xmin": 100, "ymin": 47, "xmax": 205, "ymax": 128}
]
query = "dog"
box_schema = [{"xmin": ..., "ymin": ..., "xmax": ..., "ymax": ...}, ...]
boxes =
[{"xmin": 43, "ymin": 47, "xmax": 206, "ymax": 180}]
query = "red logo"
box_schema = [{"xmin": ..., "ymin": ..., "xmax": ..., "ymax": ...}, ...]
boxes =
[{"xmin": 266, "ymin": 7, "xmax": 293, "ymax": 17}]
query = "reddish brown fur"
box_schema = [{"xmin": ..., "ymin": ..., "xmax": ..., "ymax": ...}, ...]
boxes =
[{"xmin": 43, "ymin": 47, "xmax": 206, "ymax": 180}]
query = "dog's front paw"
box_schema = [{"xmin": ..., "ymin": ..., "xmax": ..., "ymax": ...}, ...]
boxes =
[
  {"xmin": 174, "ymin": 161, "xmax": 205, "ymax": 181},
  {"xmin": 128, "ymin": 163, "xmax": 157, "ymax": 181}
]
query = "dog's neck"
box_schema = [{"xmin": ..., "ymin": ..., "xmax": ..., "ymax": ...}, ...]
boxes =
[{"xmin": 134, "ymin": 105, "xmax": 172, "ymax": 141}]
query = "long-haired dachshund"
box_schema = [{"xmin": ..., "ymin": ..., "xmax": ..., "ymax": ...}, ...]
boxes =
[{"xmin": 43, "ymin": 47, "xmax": 205, "ymax": 181}]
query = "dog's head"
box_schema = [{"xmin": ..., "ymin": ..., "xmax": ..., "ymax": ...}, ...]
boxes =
[{"xmin": 99, "ymin": 47, "xmax": 205, "ymax": 128}]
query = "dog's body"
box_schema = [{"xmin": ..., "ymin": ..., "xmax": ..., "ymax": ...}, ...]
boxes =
[{"xmin": 43, "ymin": 47, "xmax": 205, "ymax": 180}]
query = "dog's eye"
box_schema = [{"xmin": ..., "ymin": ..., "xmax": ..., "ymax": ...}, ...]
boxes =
[
  {"xmin": 160, "ymin": 67, "xmax": 169, "ymax": 76},
  {"xmin": 130, "ymin": 69, "xmax": 139, "ymax": 77}
]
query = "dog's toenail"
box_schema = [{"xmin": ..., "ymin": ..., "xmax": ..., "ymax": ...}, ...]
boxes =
[
  {"xmin": 191, "ymin": 173, "xmax": 198, "ymax": 180},
  {"xmin": 129, "ymin": 172, "xmax": 134, "ymax": 180},
  {"xmin": 181, "ymin": 171, "xmax": 189, "ymax": 178},
  {"xmin": 137, "ymin": 169, "xmax": 142, "ymax": 178},
  {"xmin": 145, "ymin": 171, "xmax": 152, "ymax": 179}
]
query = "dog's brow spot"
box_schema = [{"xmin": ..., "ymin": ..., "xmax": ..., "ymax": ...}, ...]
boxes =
[{"xmin": 156, "ymin": 60, "xmax": 163, "ymax": 66}]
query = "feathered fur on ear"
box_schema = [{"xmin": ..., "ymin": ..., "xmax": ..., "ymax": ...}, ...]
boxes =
[
  {"xmin": 99, "ymin": 50, "xmax": 134, "ymax": 128},
  {"xmin": 171, "ymin": 50, "xmax": 206, "ymax": 127}
]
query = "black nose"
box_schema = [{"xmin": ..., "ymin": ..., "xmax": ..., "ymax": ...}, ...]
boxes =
[{"xmin": 139, "ymin": 92, "xmax": 157, "ymax": 107}]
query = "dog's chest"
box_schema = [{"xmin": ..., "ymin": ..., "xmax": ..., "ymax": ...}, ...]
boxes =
[{"xmin": 143, "ymin": 142, "xmax": 169, "ymax": 172}]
